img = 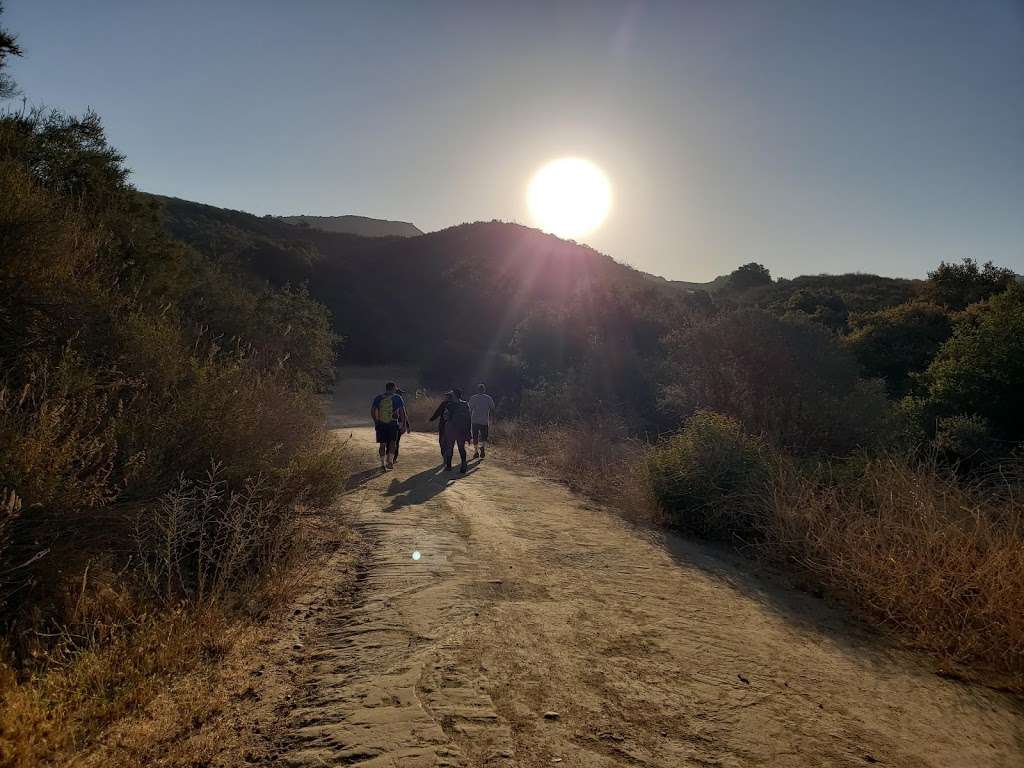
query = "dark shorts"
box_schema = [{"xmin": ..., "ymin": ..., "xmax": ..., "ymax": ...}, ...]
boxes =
[
  {"xmin": 472, "ymin": 423, "xmax": 489, "ymax": 441},
  {"xmin": 375, "ymin": 421, "xmax": 400, "ymax": 445}
]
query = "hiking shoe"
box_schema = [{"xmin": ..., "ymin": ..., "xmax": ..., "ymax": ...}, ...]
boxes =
[{"xmin": 459, "ymin": 462, "xmax": 467, "ymax": 474}]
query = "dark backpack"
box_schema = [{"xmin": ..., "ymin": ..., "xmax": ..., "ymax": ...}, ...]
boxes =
[{"xmin": 446, "ymin": 399, "xmax": 471, "ymax": 434}]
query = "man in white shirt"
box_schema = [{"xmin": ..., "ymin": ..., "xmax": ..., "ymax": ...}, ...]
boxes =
[{"xmin": 468, "ymin": 383, "xmax": 496, "ymax": 459}]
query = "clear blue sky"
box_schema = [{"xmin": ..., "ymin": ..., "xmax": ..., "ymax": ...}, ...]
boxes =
[{"xmin": 6, "ymin": 1, "xmax": 1023, "ymax": 281}]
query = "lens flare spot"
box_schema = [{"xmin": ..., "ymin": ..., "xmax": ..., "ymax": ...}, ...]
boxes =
[{"xmin": 412, "ymin": 550, "xmax": 421, "ymax": 561}]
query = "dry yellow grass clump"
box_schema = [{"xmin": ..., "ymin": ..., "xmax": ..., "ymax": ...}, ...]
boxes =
[
  {"xmin": 494, "ymin": 418, "xmax": 662, "ymax": 525},
  {"xmin": 770, "ymin": 456, "xmax": 1024, "ymax": 684},
  {"xmin": 0, "ymin": 601, "xmax": 229, "ymax": 767},
  {"xmin": 0, "ymin": 502, "xmax": 356, "ymax": 767}
]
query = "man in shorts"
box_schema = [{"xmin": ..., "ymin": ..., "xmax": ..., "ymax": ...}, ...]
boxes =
[
  {"xmin": 468, "ymin": 383, "xmax": 495, "ymax": 459},
  {"xmin": 370, "ymin": 382, "xmax": 406, "ymax": 470}
]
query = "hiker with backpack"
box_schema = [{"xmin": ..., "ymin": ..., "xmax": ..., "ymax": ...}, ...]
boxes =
[
  {"xmin": 370, "ymin": 381, "xmax": 406, "ymax": 471},
  {"xmin": 440, "ymin": 388, "xmax": 472, "ymax": 473}
]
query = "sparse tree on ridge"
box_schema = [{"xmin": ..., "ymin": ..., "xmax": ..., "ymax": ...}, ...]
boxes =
[
  {"xmin": 927, "ymin": 257, "xmax": 1015, "ymax": 311},
  {"xmin": 0, "ymin": 3, "xmax": 22, "ymax": 100},
  {"xmin": 725, "ymin": 262, "xmax": 772, "ymax": 292}
]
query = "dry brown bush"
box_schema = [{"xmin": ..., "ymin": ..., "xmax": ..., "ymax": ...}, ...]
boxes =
[
  {"xmin": 0, "ymin": 600, "xmax": 231, "ymax": 768},
  {"xmin": 493, "ymin": 418, "xmax": 662, "ymax": 525},
  {"xmin": 0, "ymin": 446, "xmax": 349, "ymax": 766},
  {"xmin": 769, "ymin": 456, "xmax": 1024, "ymax": 685}
]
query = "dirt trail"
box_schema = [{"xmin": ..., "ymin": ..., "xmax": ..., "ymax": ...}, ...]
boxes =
[{"xmin": 275, "ymin": 375, "xmax": 1023, "ymax": 767}]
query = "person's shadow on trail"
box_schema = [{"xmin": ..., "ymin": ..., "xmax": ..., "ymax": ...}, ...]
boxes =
[
  {"xmin": 382, "ymin": 460, "xmax": 480, "ymax": 512},
  {"xmin": 345, "ymin": 466, "xmax": 386, "ymax": 490}
]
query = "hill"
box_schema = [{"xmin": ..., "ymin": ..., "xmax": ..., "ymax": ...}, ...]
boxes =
[
  {"xmin": 279, "ymin": 214, "xmax": 422, "ymax": 238},
  {"xmin": 156, "ymin": 196, "xmax": 684, "ymax": 379},
  {"xmin": 155, "ymin": 195, "xmax": 930, "ymax": 397}
]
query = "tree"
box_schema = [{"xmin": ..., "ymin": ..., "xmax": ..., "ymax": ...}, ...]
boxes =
[
  {"xmin": 844, "ymin": 302, "xmax": 953, "ymax": 396},
  {"xmin": 926, "ymin": 258, "xmax": 1015, "ymax": 311},
  {"xmin": 682, "ymin": 289, "xmax": 715, "ymax": 315},
  {"xmin": 784, "ymin": 289, "xmax": 849, "ymax": 331},
  {"xmin": 924, "ymin": 284, "xmax": 1024, "ymax": 441},
  {"xmin": 725, "ymin": 262, "xmax": 772, "ymax": 292},
  {"xmin": 662, "ymin": 309, "xmax": 891, "ymax": 454},
  {"xmin": 0, "ymin": 4, "xmax": 22, "ymax": 100}
]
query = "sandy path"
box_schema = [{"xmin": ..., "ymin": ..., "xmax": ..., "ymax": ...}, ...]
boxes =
[{"xmin": 274, "ymin": 379, "xmax": 1023, "ymax": 767}]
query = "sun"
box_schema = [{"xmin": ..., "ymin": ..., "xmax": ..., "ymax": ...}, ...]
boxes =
[{"xmin": 527, "ymin": 157, "xmax": 612, "ymax": 239}]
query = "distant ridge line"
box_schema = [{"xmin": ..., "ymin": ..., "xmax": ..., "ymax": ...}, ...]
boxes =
[{"xmin": 279, "ymin": 214, "xmax": 423, "ymax": 238}]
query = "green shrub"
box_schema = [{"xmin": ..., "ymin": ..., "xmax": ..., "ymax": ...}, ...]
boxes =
[
  {"xmin": 923, "ymin": 284, "xmax": 1024, "ymax": 441},
  {"xmin": 844, "ymin": 301, "xmax": 953, "ymax": 396},
  {"xmin": 0, "ymin": 102, "xmax": 347, "ymax": 650},
  {"xmin": 662, "ymin": 309, "xmax": 893, "ymax": 455},
  {"xmin": 933, "ymin": 414, "xmax": 993, "ymax": 465},
  {"xmin": 648, "ymin": 411, "xmax": 773, "ymax": 541},
  {"xmin": 926, "ymin": 258, "xmax": 1016, "ymax": 311}
]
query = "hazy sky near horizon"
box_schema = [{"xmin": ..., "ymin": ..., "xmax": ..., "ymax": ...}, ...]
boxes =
[{"xmin": 7, "ymin": 1, "xmax": 1023, "ymax": 281}]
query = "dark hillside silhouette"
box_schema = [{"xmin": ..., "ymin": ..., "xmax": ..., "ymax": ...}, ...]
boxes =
[
  {"xmin": 158, "ymin": 196, "xmax": 678, "ymax": 373},
  {"xmin": 157, "ymin": 196, "xmax": 921, "ymax": 375},
  {"xmin": 156, "ymin": 195, "xmax": 944, "ymax": 434}
]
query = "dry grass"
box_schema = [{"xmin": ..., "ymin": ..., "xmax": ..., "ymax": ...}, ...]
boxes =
[
  {"xmin": 770, "ymin": 457, "xmax": 1024, "ymax": 686},
  {"xmin": 0, "ymin": 604, "xmax": 232, "ymax": 768},
  {"xmin": 0, "ymin": 514, "xmax": 352, "ymax": 768},
  {"xmin": 71, "ymin": 518, "xmax": 365, "ymax": 768},
  {"xmin": 493, "ymin": 418, "xmax": 663, "ymax": 526},
  {"xmin": 403, "ymin": 391, "xmax": 443, "ymax": 431},
  {"xmin": 0, "ymin": 446, "xmax": 353, "ymax": 767}
]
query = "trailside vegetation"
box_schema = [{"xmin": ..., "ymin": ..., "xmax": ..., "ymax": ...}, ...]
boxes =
[{"xmin": 0, "ymin": 13, "xmax": 347, "ymax": 764}]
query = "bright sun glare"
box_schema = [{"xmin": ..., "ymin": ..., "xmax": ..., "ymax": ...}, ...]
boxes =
[{"xmin": 527, "ymin": 157, "xmax": 612, "ymax": 240}]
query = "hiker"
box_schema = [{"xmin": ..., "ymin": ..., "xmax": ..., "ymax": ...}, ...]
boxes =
[
  {"xmin": 468, "ymin": 383, "xmax": 495, "ymax": 459},
  {"xmin": 441, "ymin": 388, "xmax": 472, "ymax": 473},
  {"xmin": 428, "ymin": 391, "xmax": 453, "ymax": 463},
  {"xmin": 392, "ymin": 387, "xmax": 411, "ymax": 465},
  {"xmin": 370, "ymin": 381, "xmax": 406, "ymax": 470}
]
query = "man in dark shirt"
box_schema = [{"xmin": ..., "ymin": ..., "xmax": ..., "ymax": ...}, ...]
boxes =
[
  {"xmin": 440, "ymin": 389, "xmax": 472, "ymax": 473},
  {"xmin": 429, "ymin": 391, "xmax": 453, "ymax": 465}
]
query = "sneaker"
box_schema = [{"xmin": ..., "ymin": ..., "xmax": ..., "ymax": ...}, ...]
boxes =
[
  {"xmin": 444, "ymin": 463, "xmax": 452, "ymax": 471},
  {"xmin": 459, "ymin": 462, "xmax": 467, "ymax": 474},
  {"xmin": 385, "ymin": 460, "xmax": 393, "ymax": 470},
  {"xmin": 480, "ymin": 446, "xmax": 486, "ymax": 458},
  {"xmin": 472, "ymin": 450, "xmax": 479, "ymax": 459}
]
